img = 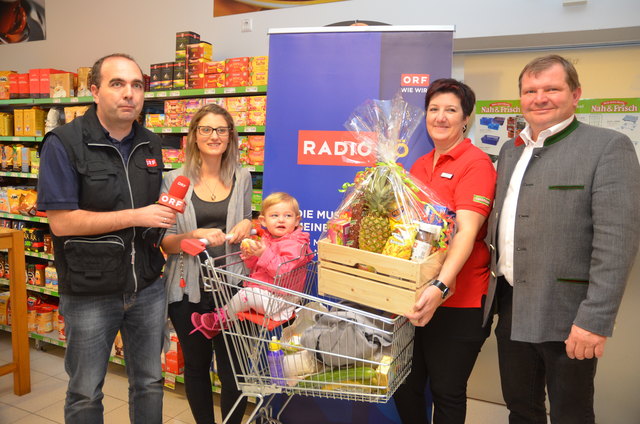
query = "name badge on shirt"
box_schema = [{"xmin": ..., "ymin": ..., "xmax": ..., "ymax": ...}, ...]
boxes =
[
  {"xmin": 146, "ymin": 158, "xmax": 158, "ymax": 167},
  {"xmin": 440, "ymin": 172, "xmax": 453, "ymax": 179}
]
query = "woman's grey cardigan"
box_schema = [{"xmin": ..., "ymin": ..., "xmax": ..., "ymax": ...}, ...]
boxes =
[{"xmin": 161, "ymin": 166, "xmax": 253, "ymax": 304}]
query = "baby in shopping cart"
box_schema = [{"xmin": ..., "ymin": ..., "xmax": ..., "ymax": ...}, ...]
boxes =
[{"xmin": 191, "ymin": 192, "xmax": 313, "ymax": 339}]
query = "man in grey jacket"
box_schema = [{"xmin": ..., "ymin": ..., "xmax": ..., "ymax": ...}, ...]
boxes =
[{"xmin": 483, "ymin": 54, "xmax": 640, "ymax": 423}]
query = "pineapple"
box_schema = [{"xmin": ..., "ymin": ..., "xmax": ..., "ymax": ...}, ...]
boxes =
[
  {"xmin": 348, "ymin": 192, "xmax": 365, "ymax": 249},
  {"xmin": 358, "ymin": 168, "xmax": 395, "ymax": 253}
]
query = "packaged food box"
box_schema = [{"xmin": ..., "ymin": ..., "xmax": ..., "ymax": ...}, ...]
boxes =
[
  {"xmin": 175, "ymin": 31, "xmax": 200, "ymax": 60},
  {"xmin": 226, "ymin": 97, "xmax": 248, "ymax": 112},
  {"xmin": 230, "ymin": 111, "xmax": 247, "ymax": 126},
  {"xmin": 225, "ymin": 57, "xmax": 250, "ymax": 73},
  {"xmin": 49, "ymin": 73, "xmax": 76, "ymax": 98},
  {"xmin": 162, "ymin": 148, "xmax": 185, "ymax": 164},
  {"xmin": 0, "ymin": 112, "xmax": 13, "ymax": 136},
  {"xmin": 187, "ymin": 75, "xmax": 204, "ymax": 89},
  {"xmin": 76, "ymin": 67, "xmax": 92, "ymax": 97},
  {"xmin": 204, "ymin": 97, "xmax": 226, "ymax": 108},
  {"xmin": 164, "ymin": 99, "xmax": 186, "ymax": 115},
  {"xmin": 249, "ymin": 71, "xmax": 269, "ymax": 86},
  {"xmin": 204, "ymin": 61, "xmax": 226, "ymax": 75},
  {"xmin": 22, "ymin": 108, "xmax": 46, "ymax": 137},
  {"xmin": 247, "ymin": 110, "xmax": 266, "ymax": 126},
  {"xmin": 247, "ymin": 135, "xmax": 265, "ymax": 149},
  {"xmin": 149, "ymin": 63, "xmax": 163, "ymax": 91},
  {"xmin": 184, "ymin": 99, "xmax": 203, "ymax": 115},
  {"xmin": 247, "ymin": 148, "xmax": 264, "ymax": 165},
  {"xmin": 249, "ymin": 56, "xmax": 269, "ymax": 72},
  {"xmin": 247, "ymin": 95, "xmax": 267, "ymax": 111},
  {"xmin": 225, "ymin": 72, "xmax": 250, "ymax": 88},
  {"xmin": 187, "ymin": 42, "xmax": 213, "ymax": 61},
  {"xmin": 145, "ymin": 114, "xmax": 165, "ymax": 128},
  {"xmin": 204, "ymin": 73, "xmax": 225, "ymax": 88},
  {"xmin": 13, "ymin": 109, "xmax": 24, "ymax": 136},
  {"xmin": 165, "ymin": 113, "xmax": 185, "ymax": 128},
  {"xmin": 187, "ymin": 59, "xmax": 209, "ymax": 77},
  {"xmin": 0, "ymin": 71, "xmax": 16, "ymax": 100},
  {"xmin": 28, "ymin": 69, "xmax": 40, "ymax": 98},
  {"xmin": 18, "ymin": 73, "xmax": 29, "ymax": 99},
  {"xmin": 173, "ymin": 61, "xmax": 186, "ymax": 89}
]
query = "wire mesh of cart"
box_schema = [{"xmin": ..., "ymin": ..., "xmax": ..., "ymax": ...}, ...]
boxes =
[{"xmin": 184, "ymin": 241, "xmax": 415, "ymax": 423}]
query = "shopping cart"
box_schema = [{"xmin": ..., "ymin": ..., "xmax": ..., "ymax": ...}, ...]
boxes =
[{"xmin": 183, "ymin": 241, "xmax": 415, "ymax": 424}]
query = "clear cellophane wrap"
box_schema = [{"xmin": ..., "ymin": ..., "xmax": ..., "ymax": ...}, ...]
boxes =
[{"xmin": 320, "ymin": 94, "xmax": 455, "ymax": 261}]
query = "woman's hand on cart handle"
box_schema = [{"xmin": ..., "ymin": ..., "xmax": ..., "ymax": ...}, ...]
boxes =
[{"xmin": 227, "ymin": 219, "xmax": 254, "ymax": 244}]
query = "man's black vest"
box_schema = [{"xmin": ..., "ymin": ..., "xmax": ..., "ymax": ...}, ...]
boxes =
[{"xmin": 47, "ymin": 105, "xmax": 165, "ymax": 295}]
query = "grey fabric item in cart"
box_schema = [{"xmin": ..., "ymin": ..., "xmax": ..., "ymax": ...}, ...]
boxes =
[{"xmin": 301, "ymin": 310, "xmax": 393, "ymax": 367}]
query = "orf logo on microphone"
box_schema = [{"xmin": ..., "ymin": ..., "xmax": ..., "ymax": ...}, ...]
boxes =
[{"xmin": 158, "ymin": 193, "xmax": 186, "ymax": 213}]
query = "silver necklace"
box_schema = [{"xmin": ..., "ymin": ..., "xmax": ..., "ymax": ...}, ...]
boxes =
[{"xmin": 202, "ymin": 178, "xmax": 218, "ymax": 201}]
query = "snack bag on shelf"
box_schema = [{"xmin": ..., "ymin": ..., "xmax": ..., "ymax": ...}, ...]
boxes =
[{"xmin": 320, "ymin": 93, "xmax": 455, "ymax": 258}]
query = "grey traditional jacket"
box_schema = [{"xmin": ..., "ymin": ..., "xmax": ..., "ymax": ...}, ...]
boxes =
[
  {"xmin": 162, "ymin": 166, "xmax": 253, "ymax": 304},
  {"xmin": 483, "ymin": 119, "xmax": 640, "ymax": 343}
]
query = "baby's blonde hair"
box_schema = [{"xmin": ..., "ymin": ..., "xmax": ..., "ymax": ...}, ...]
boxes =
[{"xmin": 260, "ymin": 192, "xmax": 301, "ymax": 217}]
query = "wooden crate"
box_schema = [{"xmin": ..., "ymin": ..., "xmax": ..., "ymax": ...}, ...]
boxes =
[{"xmin": 317, "ymin": 238, "xmax": 445, "ymax": 315}]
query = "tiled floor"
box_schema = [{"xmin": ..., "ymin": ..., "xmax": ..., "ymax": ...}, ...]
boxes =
[{"xmin": 0, "ymin": 331, "xmax": 511, "ymax": 423}]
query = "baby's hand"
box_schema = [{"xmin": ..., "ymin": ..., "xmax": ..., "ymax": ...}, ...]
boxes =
[{"xmin": 240, "ymin": 239, "xmax": 264, "ymax": 258}]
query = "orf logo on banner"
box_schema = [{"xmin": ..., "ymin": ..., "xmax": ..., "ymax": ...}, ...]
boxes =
[
  {"xmin": 298, "ymin": 130, "xmax": 377, "ymax": 166},
  {"xmin": 401, "ymin": 74, "xmax": 430, "ymax": 87}
]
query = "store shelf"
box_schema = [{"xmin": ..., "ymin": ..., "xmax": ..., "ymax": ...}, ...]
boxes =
[
  {"xmin": 149, "ymin": 125, "xmax": 265, "ymax": 134},
  {"xmin": 0, "ymin": 136, "xmax": 42, "ymax": 142},
  {"xmin": 24, "ymin": 251, "xmax": 54, "ymax": 261},
  {"xmin": 0, "ymin": 96, "xmax": 94, "ymax": 106},
  {"xmin": 0, "ymin": 99, "xmax": 35, "ymax": 106},
  {"xmin": 33, "ymin": 96, "xmax": 94, "ymax": 105},
  {"xmin": 0, "ymin": 212, "xmax": 48, "ymax": 224},
  {"xmin": 164, "ymin": 163, "xmax": 263, "ymax": 173},
  {"xmin": 164, "ymin": 162, "xmax": 183, "ymax": 170},
  {"xmin": 0, "ymin": 171, "xmax": 38, "ymax": 179},
  {"xmin": 0, "ymin": 279, "xmax": 57, "ymax": 296},
  {"xmin": 144, "ymin": 85, "xmax": 267, "ymax": 99}
]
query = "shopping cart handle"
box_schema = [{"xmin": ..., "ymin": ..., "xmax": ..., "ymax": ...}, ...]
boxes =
[
  {"xmin": 180, "ymin": 229, "xmax": 258, "ymax": 256},
  {"xmin": 181, "ymin": 238, "xmax": 208, "ymax": 256}
]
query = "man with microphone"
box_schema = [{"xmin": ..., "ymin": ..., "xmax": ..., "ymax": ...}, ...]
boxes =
[{"xmin": 37, "ymin": 53, "xmax": 177, "ymax": 424}]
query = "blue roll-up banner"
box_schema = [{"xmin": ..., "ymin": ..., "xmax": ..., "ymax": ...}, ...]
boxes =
[{"xmin": 262, "ymin": 26, "xmax": 453, "ymax": 423}]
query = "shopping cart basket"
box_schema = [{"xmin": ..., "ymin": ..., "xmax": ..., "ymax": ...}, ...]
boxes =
[{"xmin": 183, "ymin": 241, "xmax": 415, "ymax": 424}]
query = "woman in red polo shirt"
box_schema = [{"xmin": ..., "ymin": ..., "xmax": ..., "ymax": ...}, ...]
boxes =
[{"xmin": 394, "ymin": 79, "xmax": 496, "ymax": 424}]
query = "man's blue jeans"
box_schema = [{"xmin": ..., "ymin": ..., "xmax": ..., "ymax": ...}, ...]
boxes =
[{"xmin": 60, "ymin": 279, "xmax": 166, "ymax": 424}]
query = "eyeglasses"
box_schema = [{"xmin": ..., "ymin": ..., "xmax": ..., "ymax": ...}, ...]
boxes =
[{"xmin": 197, "ymin": 126, "xmax": 231, "ymax": 137}]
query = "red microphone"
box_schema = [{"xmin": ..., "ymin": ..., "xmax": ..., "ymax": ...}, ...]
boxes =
[
  {"xmin": 154, "ymin": 175, "xmax": 191, "ymax": 247},
  {"xmin": 158, "ymin": 175, "xmax": 190, "ymax": 213}
]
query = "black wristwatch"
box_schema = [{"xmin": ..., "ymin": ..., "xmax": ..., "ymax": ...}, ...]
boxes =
[{"xmin": 429, "ymin": 280, "xmax": 450, "ymax": 299}]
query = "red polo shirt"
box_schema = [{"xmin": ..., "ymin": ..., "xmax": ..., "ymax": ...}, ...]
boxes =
[{"xmin": 410, "ymin": 139, "xmax": 496, "ymax": 308}]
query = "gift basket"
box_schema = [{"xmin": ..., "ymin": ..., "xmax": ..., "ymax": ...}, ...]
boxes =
[{"xmin": 317, "ymin": 94, "xmax": 456, "ymax": 315}]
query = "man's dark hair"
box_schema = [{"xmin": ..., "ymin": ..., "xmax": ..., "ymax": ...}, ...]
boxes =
[{"xmin": 89, "ymin": 53, "xmax": 143, "ymax": 88}]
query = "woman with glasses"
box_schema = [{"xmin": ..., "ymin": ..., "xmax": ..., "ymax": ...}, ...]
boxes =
[{"xmin": 160, "ymin": 103, "xmax": 253, "ymax": 424}]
